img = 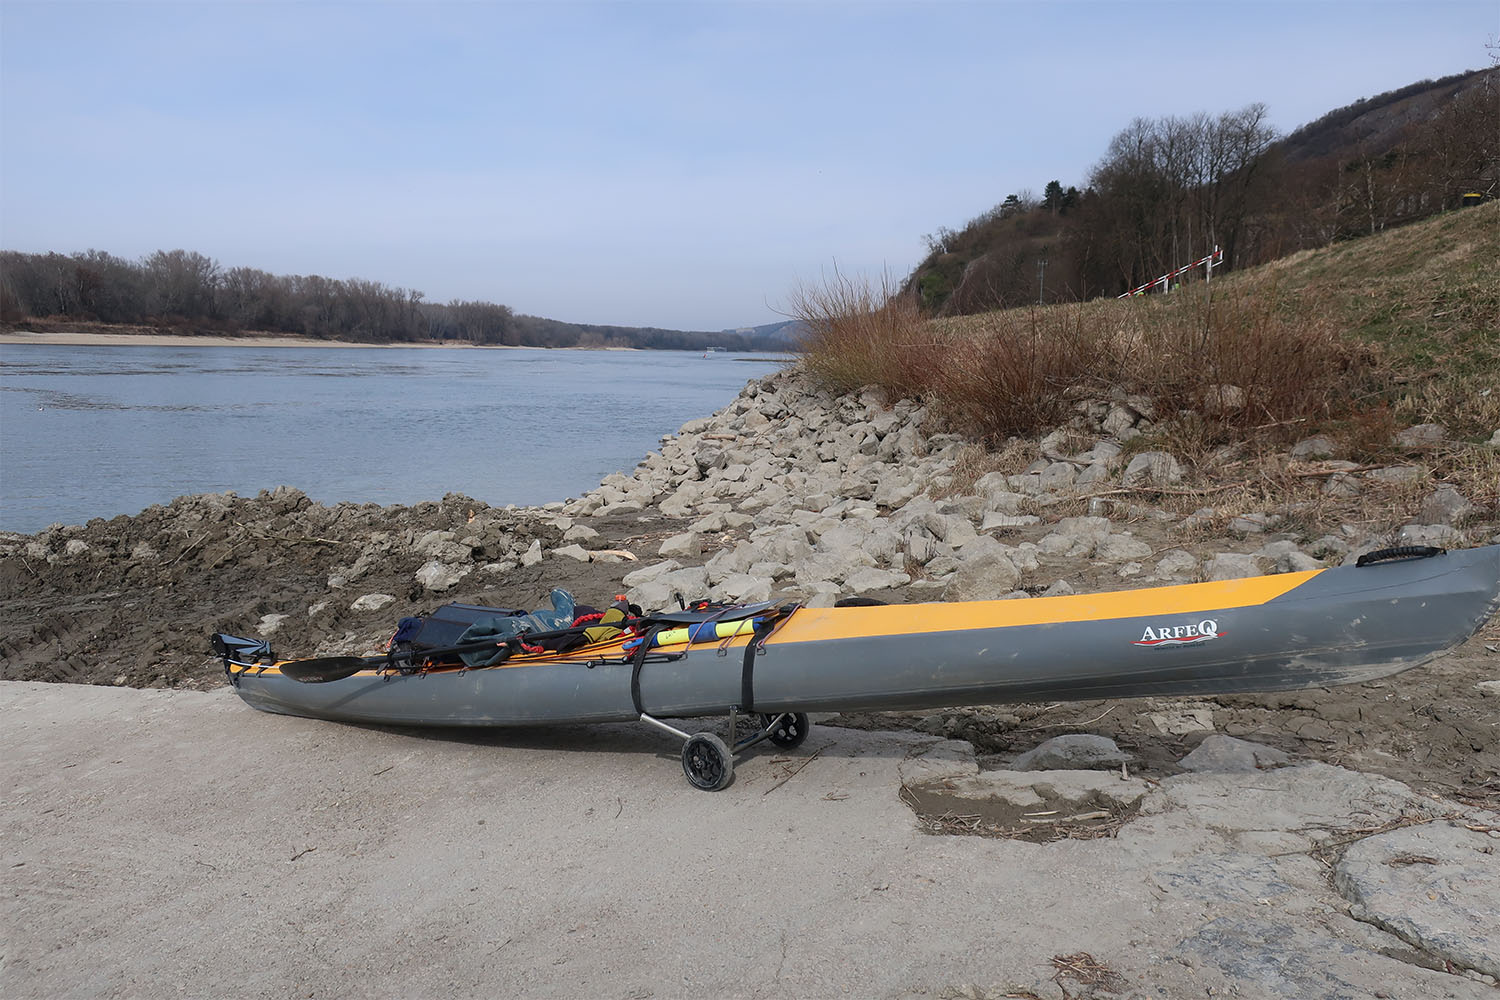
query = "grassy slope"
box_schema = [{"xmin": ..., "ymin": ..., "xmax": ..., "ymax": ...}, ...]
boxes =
[
  {"xmin": 797, "ymin": 204, "xmax": 1498, "ymax": 528},
  {"xmin": 936, "ymin": 202, "xmax": 1499, "ymax": 440},
  {"xmin": 1264, "ymin": 201, "xmax": 1499, "ymax": 372}
]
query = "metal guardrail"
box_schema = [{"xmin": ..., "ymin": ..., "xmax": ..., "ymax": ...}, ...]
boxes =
[{"xmin": 1120, "ymin": 246, "xmax": 1223, "ymax": 297}]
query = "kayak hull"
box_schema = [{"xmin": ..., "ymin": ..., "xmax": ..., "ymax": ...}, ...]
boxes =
[{"xmin": 226, "ymin": 544, "xmax": 1500, "ymax": 727}]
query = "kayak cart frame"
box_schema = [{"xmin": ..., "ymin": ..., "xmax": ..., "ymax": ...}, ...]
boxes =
[{"xmin": 640, "ymin": 708, "xmax": 811, "ymax": 792}]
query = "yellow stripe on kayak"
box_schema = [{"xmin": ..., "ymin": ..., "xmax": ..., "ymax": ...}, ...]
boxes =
[{"xmin": 770, "ymin": 570, "xmax": 1322, "ymax": 643}]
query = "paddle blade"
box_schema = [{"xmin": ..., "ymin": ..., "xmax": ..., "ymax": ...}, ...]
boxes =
[{"xmin": 279, "ymin": 656, "xmax": 370, "ymax": 684}]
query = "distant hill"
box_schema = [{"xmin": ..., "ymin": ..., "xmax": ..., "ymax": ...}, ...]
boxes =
[
  {"xmin": 1279, "ymin": 69, "xmax": 1496, "ymax": 163},
  {"xmin": 903, "ymin": 66, "xmax": 1498, "ymax": 315},
  {"xmin": 722, "ymin": 320, "xmax": 802, "ymax": 345}
]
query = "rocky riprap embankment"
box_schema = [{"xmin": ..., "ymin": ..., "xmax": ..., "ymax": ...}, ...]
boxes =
[
  {"xmin": 544, "ymin": 368, "xmax": 1497, "ymax": 612},
  {"xmin": 3, "ymin": 365, "xmax": 1494, "ymax": 684}
]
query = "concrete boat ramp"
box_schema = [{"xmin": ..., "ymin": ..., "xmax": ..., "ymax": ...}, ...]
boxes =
[{"xmin": 3, "ymin": 680, "xmax": 1496, "ymax": 999}]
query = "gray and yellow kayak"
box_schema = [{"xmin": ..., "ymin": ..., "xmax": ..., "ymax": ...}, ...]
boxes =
[{"xmin": 214, "ymin": 544, "xmax": 1500, "ymax": 789}]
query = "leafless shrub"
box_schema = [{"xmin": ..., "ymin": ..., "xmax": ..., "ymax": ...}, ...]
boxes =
[{"xmin": 786, "ymin": 268, "xmax": 934, "ymax": 398}]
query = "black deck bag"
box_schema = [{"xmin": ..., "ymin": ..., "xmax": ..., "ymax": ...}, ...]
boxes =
[{"xmin": 398, "ymin": 603, "xmax": 527, "ymax": 652}]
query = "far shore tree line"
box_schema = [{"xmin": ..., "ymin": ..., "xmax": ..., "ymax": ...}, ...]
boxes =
[
  {"xmin": 0, "ymin": 249, "xmax": 777, "ymax": 351},
  {"xmin": 910, "ymin": 67, "xmax": 1498, "ymax": 314}
]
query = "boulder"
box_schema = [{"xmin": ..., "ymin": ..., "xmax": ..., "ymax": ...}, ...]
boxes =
[
  {"xmin": 1256, "ymin": 540, "xmax": 1321, "ymax": 574},
  {"xmin": 1011, "ymin": 734, "xmax": 1132, "ymax": 771},
  {"xmin": 1290, "ymin": 435, "xmax": 1339, "ymax": 459},
  {"xmin": 842, "ymin": 567, "xmax": 912, "ymax": 593},
  {"xmin": 350, "ymin": 593, "xmax": 396, "ymax": 612},
  {"xmin": 1180, "ymin": 734, "xmax": 1290, "ymax": 772},
  {"xmin": 714, "ymin": 573, "xmax": 773, "ymax": 603},
  {"xmin": 1416, "ymin": 485, "xmax": 1475, "ymax": 526},
  {"xmin": 622, "ymin": 559, "xmax": 681, "ymax": 588},
  {"xmin": 415, "ymin": 560, "xmax": 471, "ymax": 592},
  {"xmin": 942, "ymin": 538, "xmax": 1020, "ymax": 601},
  {"xmin": 1101, "ymin": 403, "xmax": 1139, "ymax": 436},
  {"xmin": 1394, "ymin": 423, "xmax": 1446, "ymax": 449},
  {"xmin": 1395, "ymin": 523, "xmax": 1465, "ymax": 548},
  {"xmin": 1095, "ymin": 533, "xmax": 1154, "ymax": 562},
  {"xmin": 658, "ymin": 532, "xmax": 702, "ymax": 558},
  {"xmin": 1121, "ymin": 451, "xmax": 1183, "ymax": 487},
  {"xmin": 1203, "ymin": 552, "xmax": 1264, "ymax": 581},
  {"xmin": 1154, "ymin": 550, "xmax": 1199, "ymax": 580},
  {"xmin": 1038, "ymin": 515, "xmax": 1112, "ymax": 557}
]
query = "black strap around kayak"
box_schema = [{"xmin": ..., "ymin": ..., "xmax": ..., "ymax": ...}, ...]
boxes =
[
  {"xmin": 740, "ymin": 617, "xmax": 776, "ymax": 713},
  {"xmin": 630, "ymin": 626, "xmax": 661, "ymax": 716}
]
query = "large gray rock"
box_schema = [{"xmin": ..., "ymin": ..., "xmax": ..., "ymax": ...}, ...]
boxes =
[
  {"xmin": 622, "ymin": 559, "xmax": 681, "ymax": 588},
  {"xmin": 1101, "ymin": 403, "xmax": 1140, "ymax": 436},
  {"xmin": 1290, "ymin": 435, "xmax": 1339, "ymax": 459},
  {"xmin": 842, "ymin": 567, "xmax": 912, "ymax": 593},
  {"xmin": 1037, "ymin": 515, "xmax": 1112, "ymax": 557},
  {"xmin": 1394, "ymin": 422, "xmax": 1446, "ymax": 449},
  {"xmin": 1202, "ymin": 384, "xmax": 1245, "ymax": 414},
  {"xmin": 1154, "ymin": 550, "xmax": 1199, "ymax": 580},
  {"xmin": 1256, "ymin": 540, "xmax": 1321, "ymax": 574},
  {"xmin": 1416, "ymin": 485, "xmax": 1475, "ymax": 526},
  {"xmin": 1203, "ymin": 552, "xmax": 1264, "ymax": 581},
  {"xmin": 1121, "ymin": 451, "xmax": 1183, "ymax": 487},
  {"xmin": 1010, "ymin": 734, "xmax": 1131, "ymax": 771},
  {"xmin": 1180, "ymin": 735, "xmax": 1291, "ymax": 773},
  {"xmin": 713, "ymin": 573, "xmax": 772, "ymax": 603},
  {"xmin": 1396, "ymin": 523, "xmax": 1465, "ymax": 548},
  {"xmin": 350, "ymin": 593, "xmax": 396, "ymax": 612},
  {"xmin": 413, "ymin": 529, "xmax": 470, "ymax": 563},
  {"xmin": 414, "ymin": 560, "xmax": 471, "ymax": 592},
  {"xmin": 1365, "ymin": 465, "xmax": 1424, "ymax": 484},
  {"xmin": 1095, "ymin": 533, "xmax": 1154, "ymax": 562},
  {"xmin": 657, "ymin": 531, "xmax": 702, "ymax": 558},
  {"xmin": 942, "ymin": 537, "xmax": 1020, "ymax": 601}
]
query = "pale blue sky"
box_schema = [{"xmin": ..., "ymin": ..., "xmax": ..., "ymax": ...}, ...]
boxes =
[{"xmin": 1, "ymin": 1, "xmax": 1493, "ymax": 330}]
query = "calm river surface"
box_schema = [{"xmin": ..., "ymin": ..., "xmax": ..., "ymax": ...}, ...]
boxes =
[{"xmin": 0, "ymin": 344, "xmax": 783, "ymax": 534}]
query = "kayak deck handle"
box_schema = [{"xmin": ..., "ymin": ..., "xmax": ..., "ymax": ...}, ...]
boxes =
[{"xmin": 1355, "ymin": 545, "xmax": 1446, "ymax": 567}]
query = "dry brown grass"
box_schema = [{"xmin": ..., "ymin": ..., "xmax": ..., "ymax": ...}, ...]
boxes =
[
  {"xmin": 792, "ymin": 207, "xmax": 1498, "ymax": 514},
  {"xmin": 786, "ymin": 269, "xmax": 933, "ymax": 398},
  {"xmin": 934, "ymin": 284, "xmax": 1381, "ymax": 443},
  {"xmin": 793, "ymin": 269, "xmax": 1382, "ymax": 447}
]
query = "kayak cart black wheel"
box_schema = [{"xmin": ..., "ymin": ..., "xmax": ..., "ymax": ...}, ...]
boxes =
[
  {"xmin": 682, "ymin": 732, "xmax": 734, "ymax": 791},
  {"xmin": 760, "ymin": 712, "xmax": 810, "ymax": 749}
]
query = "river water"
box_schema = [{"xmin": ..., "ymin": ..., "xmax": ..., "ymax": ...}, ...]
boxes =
[{"xmin": 0, "ymin": 344, "xmax": 784, "ymax": 534}]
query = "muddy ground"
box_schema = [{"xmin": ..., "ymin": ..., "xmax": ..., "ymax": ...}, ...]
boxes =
[{"xmin": 3, "ymin": 486, "xmax": 1496, "ymax": 811}]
